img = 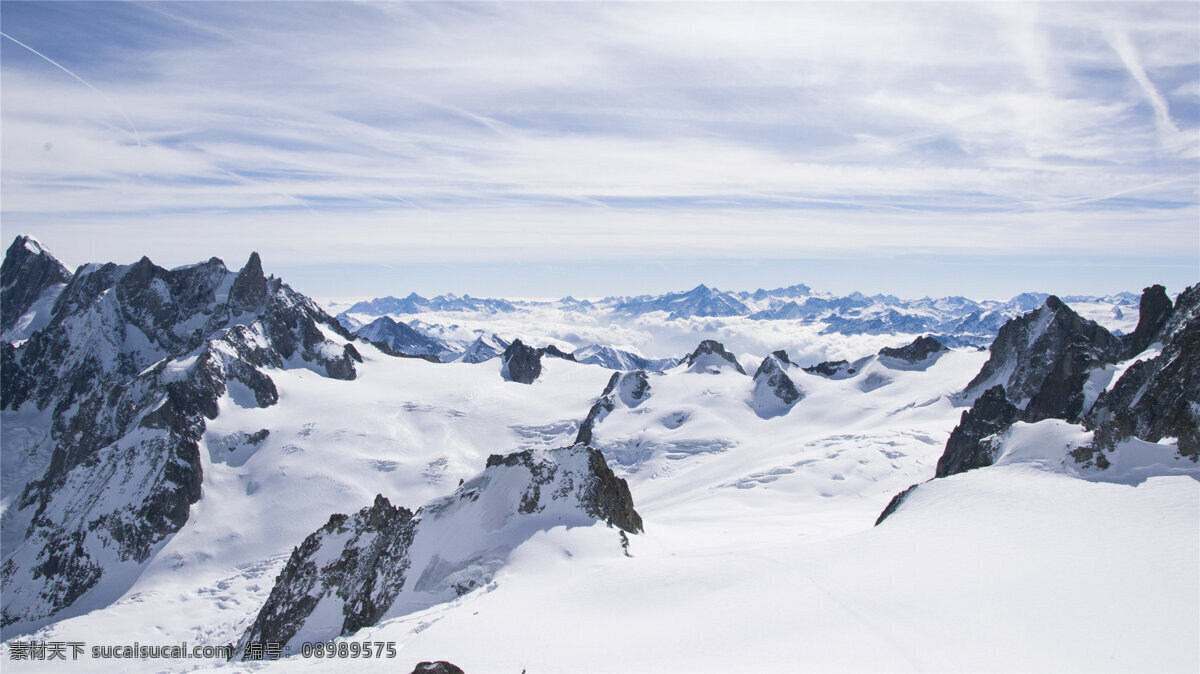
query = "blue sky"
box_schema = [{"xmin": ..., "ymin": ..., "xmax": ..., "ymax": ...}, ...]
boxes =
[{"xmin": 2, "ymin": 1, "xmax": 1197, "ymax": 301}]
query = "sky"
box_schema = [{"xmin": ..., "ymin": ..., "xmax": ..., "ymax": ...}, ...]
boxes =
[{"xmin": 1, "ymin": 1, "xmax": 1198, "ymax": 302}]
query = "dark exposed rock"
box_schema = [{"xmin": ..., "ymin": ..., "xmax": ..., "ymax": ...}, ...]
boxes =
[
  {"xmin": 540, "ymin": 344, "xmax": 576, "ymax": 361},
  {"xmin": 1, "ymin": 236, "xmax": 72, "ymax": 335},
  {"xmin": 878, "ymin": 335, "xmax": 948, "ymax": 363},
  {"xmin": 228, "ymin": 251, "xmax": 268, "ymax": 314},
  {"xmin": 1123, "ymin": 284, "xmax": 1173, "ymax": 357},
  {"xmin": 875, "ymin": 483, "xmax": 922, "ymax": 525},
  {"xmin": 936, "ymin": 385, "xmax": 1021, "ymax": 478},
  {"xmin": 411, "ymin": 663, "xmax": 465, "ymax": 674},
  {"xmin": 1, "ymin": 244, "xmax": 368, "ymax": 636},
  {"xmin": 235, "ymin": 495, "xmax": 416, "ymax": 657},
  {"xmin": 683, "ymin": 339, "xmax": 746, "ymax": 374},
  {"xmin": 802, "ymin": 359, "xmax": 855, "ymax": 377},
  {"xmin": 238, "ymin": 445, "xmax": 641, "ymax": 654},
  {"xmin": 500, "ymin": 339, "xmax": 542, "ymax": 384},
  {"xmin": 1086, "ymin": 284, "xmax": 1200, "ymax": 460},
  {"xmin": 958, "ymin": 295, "xmax": 1122, "ymax": 423},
  {"xmin": 575, "ymin": 370, "xmax": 652, "ymax": 445},
  {"xmin": 750, "ymin": 352, "xmax": 802, "ymax": 418}
]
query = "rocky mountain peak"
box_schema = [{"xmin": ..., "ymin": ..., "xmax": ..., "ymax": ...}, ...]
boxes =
[
  {"xmin": 229, "ymin": 251, "xmax": 268, "ymax": 313},
  {"xmin": 958, "ymin": 295, "xmax": 1121, "ymax": 421},
  {"xmin": 1, "ymin": 235, "xmax": 73, "ymax": 335},
  {"xmin": 236, "ymin": 445, "xmax": 641, "ymax": 654},
  {"xmin": 1086, "ymin": 283, "xmax": 1199, "ymax": 459},
  {"xmin": 750, "ymin": 352, "xmax": 803, "ymax": 418},
  {"xmin": 500, "ymin": 338, "xmax": 542, "ymax": 384},
  {"xmin": 1, "ymin": 242, "xmax": 366, "ymax": 635},
  {"xmin": 575, "ymin": 369, "xmax": 652, "ymax": 444},
  {"xmin": 684, "ymin": 339, "xmax": 746, "ymax": 375},
  {"xmin": 1124, "ymin": 284, "xmax": 1173, "ymax": 356}
]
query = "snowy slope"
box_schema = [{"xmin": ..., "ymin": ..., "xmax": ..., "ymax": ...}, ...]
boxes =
[{"xmin": 1, "ymin": 238, "xmax": 1194, "ymax": 673}]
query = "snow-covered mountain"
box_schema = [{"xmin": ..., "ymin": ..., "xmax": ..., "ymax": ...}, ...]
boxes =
[
  {"xmin": 878, "ymin": 284, "xmax": 1199, "ymax": 524},
  {"xmin": 1, "ymin": 242, "xmax": 363, "ymax": 636},
  {"xmin": 1, "ymin": 235, "xmax": 1195, "ymax": 673},
  {"xmin": 354, "ymin": 316, "xmax": 450, "ymax": 360},
  {"xmin": 331, "ymin": 281, "xmax": 1140, "ymax": 370},
  {"xmin": 234, "ymin": 445, "xmax": 640, "ymax": 656}
]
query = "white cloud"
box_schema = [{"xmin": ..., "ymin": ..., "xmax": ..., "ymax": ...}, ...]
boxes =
[{"xmin": 1, "ymin": 1, "xmax": 1196, "ymax": 283}]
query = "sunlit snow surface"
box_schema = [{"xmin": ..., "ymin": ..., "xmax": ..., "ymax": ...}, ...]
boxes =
[{"xmin": 2, "ymin": 340, "xmax": 1197, "ymax": 673}]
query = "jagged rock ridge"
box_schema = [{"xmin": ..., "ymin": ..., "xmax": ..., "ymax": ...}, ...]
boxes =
[
  {"xmin": 957, "ymin": 295, "xmax": 1123, "ymax": 422},
  {"xmin": 879, "ymin": 284, "xmax": 1199, "ymax": 524},
  {"xmin": 1, "ymin": 236, "xmax": 72, "ymax": 339},
  {"xmin": 0, "ymin": 238, "xmax": 364, "ymax": 636},
  {"xmin": 684, "ymin": 339, "xmax": 746, "ymax": 375},
  {"xmin": 878, "ymin": 335, "xmax": 948, "ymax": 364},
  {"xmin": 235, "ymin": 445, "xmax": 641, "ymax": 655},
  {"xmin": 500, "ymin": 339, "xmax": 543, "ymax": 384},
  {"xmin": 749, "ymin": 351, "xmax": 803, "ymax": 419}
]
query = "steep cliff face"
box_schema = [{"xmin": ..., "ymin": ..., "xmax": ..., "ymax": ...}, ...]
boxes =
[
  {"xmin": 500, "ymin": 339, "xmax": 543, "ymax": 384},
  {"xmin": 879, "ymin": 285, "xmax": 1199, "ymax": 525},
  {"xmin": 236, "ymin": 495, "xmax": 417, "ymax": 653},
  {"xmin": 0, "ymin": 236, "xmax": 72, "ymax": 339},
  {"xmin": 0, "ymin": 243, "xmax": 363, "ymax": 636},
  {"xmin": 1086, "ymin": 285, "xmax": 1200, "ymax": 459},
  {"xmin": 235, "ymin": 445, "xmax": 642, "ymax": 656},
  {"xmin": 935, "ymin": 386, "xmax": 1021, "ymax": 478},
  {"xmin": 957, "ymin": 296, "xmax": 1122, "ymax": 423}
]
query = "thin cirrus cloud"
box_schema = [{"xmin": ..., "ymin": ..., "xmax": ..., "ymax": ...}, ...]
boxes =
[{"xmin": 0, "ymin": 1, "xmax": 1196, "ymax": 296}]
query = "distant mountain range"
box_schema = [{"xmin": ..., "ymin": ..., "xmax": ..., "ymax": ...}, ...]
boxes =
[
  {"xmin": 334, "ymin": 283, "xmax": 1140, "ymax": 364},
  {"xmin": 2, "ymin": 234, "xmax": 1195, "ymax": 672}
]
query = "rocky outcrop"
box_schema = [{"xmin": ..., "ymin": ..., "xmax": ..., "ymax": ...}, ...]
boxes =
[
  {"xmin": 957, "ymin": 296, "xmax": 1122, "ymax": 423},
  {"xmin": 1, "ymin": 242, "xmax": 367, "ymax": 636},
  {"xmin": 541, "ymin": 344, "xmax": 576, "ymax": 361},
  {"xmin": 874, "ymin": 483, "xmax": 921, "ymax": 525},
  {"xmin": 1122, "ymin": 284, "xmax": 1173, "ymax": 357},
  {"xmin": 878, "ymin": 335, "xmax": 947, "ymax": 363},
  {"xmin": 1086, "ymin": 284, "xmax": 1199, "ymax": 460},
  {"xmin": 575, "ymin": 370, "xmax": 652, "ymax": 445},
  {"xmin": 500, "ymin": 339, "xmax": 542, "ymax": 384},
  {"xmin": 935, "ymin": 385, "xmax": 1021, "ymax": 478},
  {"xmin": 802, "ymin": 359, "xmax": 855, "ymax": 378},
  {"xmin": 749, "ymin": 351, "xmax": 802, "ymax": 418},
  {"xmin": 1, "ymin": 236, "xmax": 72, "ymax": 337},
  {"xmin": 683, "ymin": 340, "xmax": 746, "ymax": 375},
  {"xmin": 236, "ymin": 445, "xmax": 641, "ymax": 655},
  {"xmin": 880, "ymin": 285, "xmax": 1198, "ymax": 526},
  {"xmin": 485, "ymin": 447, "xmax": 643, "ymax": 534},
  {"xmin": 236, "ymin": 495, "xmax": 417, "ymax": 655}
]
